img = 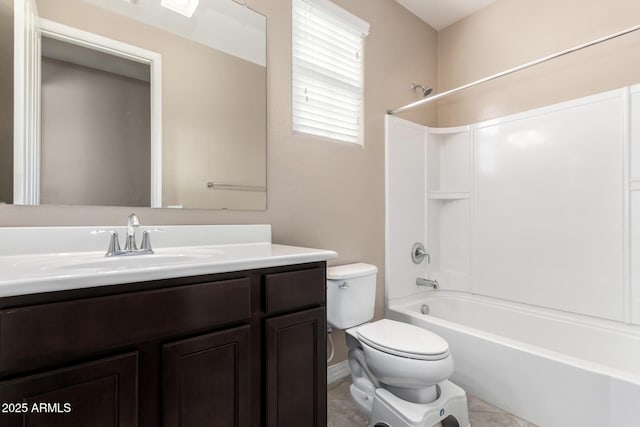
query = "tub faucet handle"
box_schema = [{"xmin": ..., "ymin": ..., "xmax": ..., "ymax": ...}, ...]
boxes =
[{"xmin": 411, "ymin": 242, "xmax": 430, "ymax": 264}]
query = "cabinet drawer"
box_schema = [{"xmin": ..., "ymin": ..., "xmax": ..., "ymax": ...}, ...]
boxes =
[
  {"xmin": 0, "ymin": 278, "xmax": 251, "ymax": 374},
  {"xmin": 264, "ymin": 268, "xmax": 325, "ymax": 314}
]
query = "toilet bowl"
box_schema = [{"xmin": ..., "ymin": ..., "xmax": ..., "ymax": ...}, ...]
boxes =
[
  {"xmin": 346, "ymin": 319, "xmax": 455, "ymax": 407},
  {"xmin": 327, "ymin": 263, "xmax": 469, "ymax": 427},
  {"xmin": 351, "ymin": 319, "xmax": 454, "ymax": 403}
]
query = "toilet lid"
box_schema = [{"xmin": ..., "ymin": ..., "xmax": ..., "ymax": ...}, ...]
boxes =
[{"xmin": 356, "ymin": 319, "xmax": 449, "ymax": 361}]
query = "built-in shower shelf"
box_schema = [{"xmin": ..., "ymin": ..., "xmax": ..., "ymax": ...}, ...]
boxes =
[
  {"xmin": 631, "ymin": 180, "xmax": 640, "ymax": 191},
  {"xmin": 427, "ymin": 125, "xmax": 470, "ymax": 135},
  {"xmin": 427, "ymin": 191, "xmax": 470, "ymax": 200}
]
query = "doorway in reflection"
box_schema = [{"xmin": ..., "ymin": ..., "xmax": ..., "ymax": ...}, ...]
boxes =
[{"xmin": 40, "ymin": 37, "xmax": 151, "ymax": 207}]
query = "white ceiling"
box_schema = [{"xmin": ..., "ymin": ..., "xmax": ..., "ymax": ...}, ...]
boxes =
[
  {"xmin": 395, "ymin": 0, "xmax": 497, "ymax": 30},
  {"xmin": 80, "ymin": 0, "xmax": 266, "ymax": 66}
]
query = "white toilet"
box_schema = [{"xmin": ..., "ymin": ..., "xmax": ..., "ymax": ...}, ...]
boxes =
[{"xmin": 327, "ymin": 263, "xmax": 470, "ymax": 427}]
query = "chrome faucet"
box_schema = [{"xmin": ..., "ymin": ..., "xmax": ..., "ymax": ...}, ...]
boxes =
[
  {"xmin": 124, "ymin": 213, "xmax": 141, "ymax": 252},
  {"xmin": 416, "ymin": 277, "xmax": 439, "ymax": 289},
  {"xmin": 93, "ymin": 213, "xmax": 160, "ymax": 257}
]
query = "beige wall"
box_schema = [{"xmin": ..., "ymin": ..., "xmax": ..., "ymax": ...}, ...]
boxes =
[
  {"xmin": 40, "ymin": 57, "xmax": 150, "ymax": 207},
  {"xmin": 0, "ymin": 0, "xmax": 438, "ymax": 364},
  {"xmin": 436, "ymin": 0, "xmax": 640, "ymax": 126},
  {"xmin": 0, "ymin": 0, "xmax": 12, "ymax": 204},
  {"xmin": 35, "ymin": 0, "xmax": 267, "ymax": 210}
]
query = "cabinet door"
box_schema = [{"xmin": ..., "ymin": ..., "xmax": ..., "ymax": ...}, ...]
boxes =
[
  {"xmin": 265, "ymin": 307, "xmax": 326, "ymax": 427},
  {"xmin": 163, "ymin": 325, "xmax": 250, "ymax": 427},
  {"xmin": 0, "ymin": 352, "xmax": 138, "ymax": 427}
]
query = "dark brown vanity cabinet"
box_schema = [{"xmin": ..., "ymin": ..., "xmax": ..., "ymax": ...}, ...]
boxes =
[
  {"xmin": 262, "ymin": 267, "xmax": 328, "ymax": 427},
  {"xmin": 0, "ymin": 262, "xmax": 327, "ymax": 427}
]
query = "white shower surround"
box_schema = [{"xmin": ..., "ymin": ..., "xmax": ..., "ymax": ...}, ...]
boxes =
[{"xmin": 384, "ymin": 84, "xmax": 640, "ymax": 426}]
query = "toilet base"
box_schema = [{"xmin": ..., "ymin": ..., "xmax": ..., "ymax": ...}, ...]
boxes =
[{"xmin": 368, "ymin": 381, "xmax": 470, "ymax": 427}]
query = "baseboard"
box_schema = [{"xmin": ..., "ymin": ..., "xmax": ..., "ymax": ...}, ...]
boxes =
[{"xmin": 327, "ymin": 360, "xmax": 351, "ymax": 385}]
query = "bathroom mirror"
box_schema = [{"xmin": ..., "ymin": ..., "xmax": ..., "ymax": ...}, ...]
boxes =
[{"xmin": 3, "ymin": 0, "xmax": 266, "ymax": 210}]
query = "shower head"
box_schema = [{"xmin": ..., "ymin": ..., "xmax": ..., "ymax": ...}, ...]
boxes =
[{"xmin": 410, "ymin": 83, "xmax": 433, "ymax": 97}]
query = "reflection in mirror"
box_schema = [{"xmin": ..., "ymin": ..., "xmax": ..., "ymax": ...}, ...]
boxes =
[
  {"xmin": 41, "ymin": 38, "xmax": 152, "ymax": 207},
  {"xmin": 6, "ymin": 0, "xmax": 267, "ymax": 210}
]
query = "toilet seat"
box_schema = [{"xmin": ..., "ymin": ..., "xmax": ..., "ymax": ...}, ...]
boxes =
[{"xmin": 356, "ymin": 319, "xmax": 449, "ymax": 361}]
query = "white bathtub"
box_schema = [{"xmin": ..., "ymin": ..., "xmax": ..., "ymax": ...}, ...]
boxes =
[{"xmin": 387, "ymin": 291, "xmax": 640, "ymax": 427}]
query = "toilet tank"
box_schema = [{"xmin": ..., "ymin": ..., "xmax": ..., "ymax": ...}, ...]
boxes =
[{"xmin": 327, "ymin": 263, "xmax": 378, "ymax": 329}]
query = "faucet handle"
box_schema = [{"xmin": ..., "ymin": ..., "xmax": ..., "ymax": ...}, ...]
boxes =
[
  {"xmin": 91, "ymin": 230, "xmax": 121, "ymax": 256},
  {"xmin": 141, "ymin": 228, "xmax": 163, "ymax": 253}
]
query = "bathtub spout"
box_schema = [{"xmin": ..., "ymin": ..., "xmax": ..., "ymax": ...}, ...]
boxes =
[{"xmin": 417, "ymin": 277, "xmax": 439, "ymax": 289}]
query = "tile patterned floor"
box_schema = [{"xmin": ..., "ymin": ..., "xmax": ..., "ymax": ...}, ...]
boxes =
[{"xmin": 328, "ymin": 378, "xmax": 537, "ymax": 427}]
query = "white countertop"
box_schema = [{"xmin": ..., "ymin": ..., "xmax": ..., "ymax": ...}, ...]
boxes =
[
  {"xmin": 0, "ymin": 224, "xmax": 337, "ymax": 298},
  {"xmin": 0, "ymin": 243, "xmax": 336, "ymax": 298}
]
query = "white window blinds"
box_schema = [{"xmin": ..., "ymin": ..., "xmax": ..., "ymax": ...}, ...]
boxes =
[{"xmin": 292, "ymin": 0, "xmax": 370, "ymax": 145}]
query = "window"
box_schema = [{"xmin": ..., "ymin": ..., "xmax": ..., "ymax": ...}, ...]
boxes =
[{"xmin": 292, "ymin": 0, "xmax": 370, "ymax": 145}]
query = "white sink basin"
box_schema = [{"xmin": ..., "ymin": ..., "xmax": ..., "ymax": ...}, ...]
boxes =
[{"xmin": 58, "ymin": 253, "xmax": 215, "ymax": 271}]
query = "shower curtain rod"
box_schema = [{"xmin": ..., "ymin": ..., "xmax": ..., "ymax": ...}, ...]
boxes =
[{"xmin": 387, "ymin": 23, "xmax": 640, "ymax": 115}]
